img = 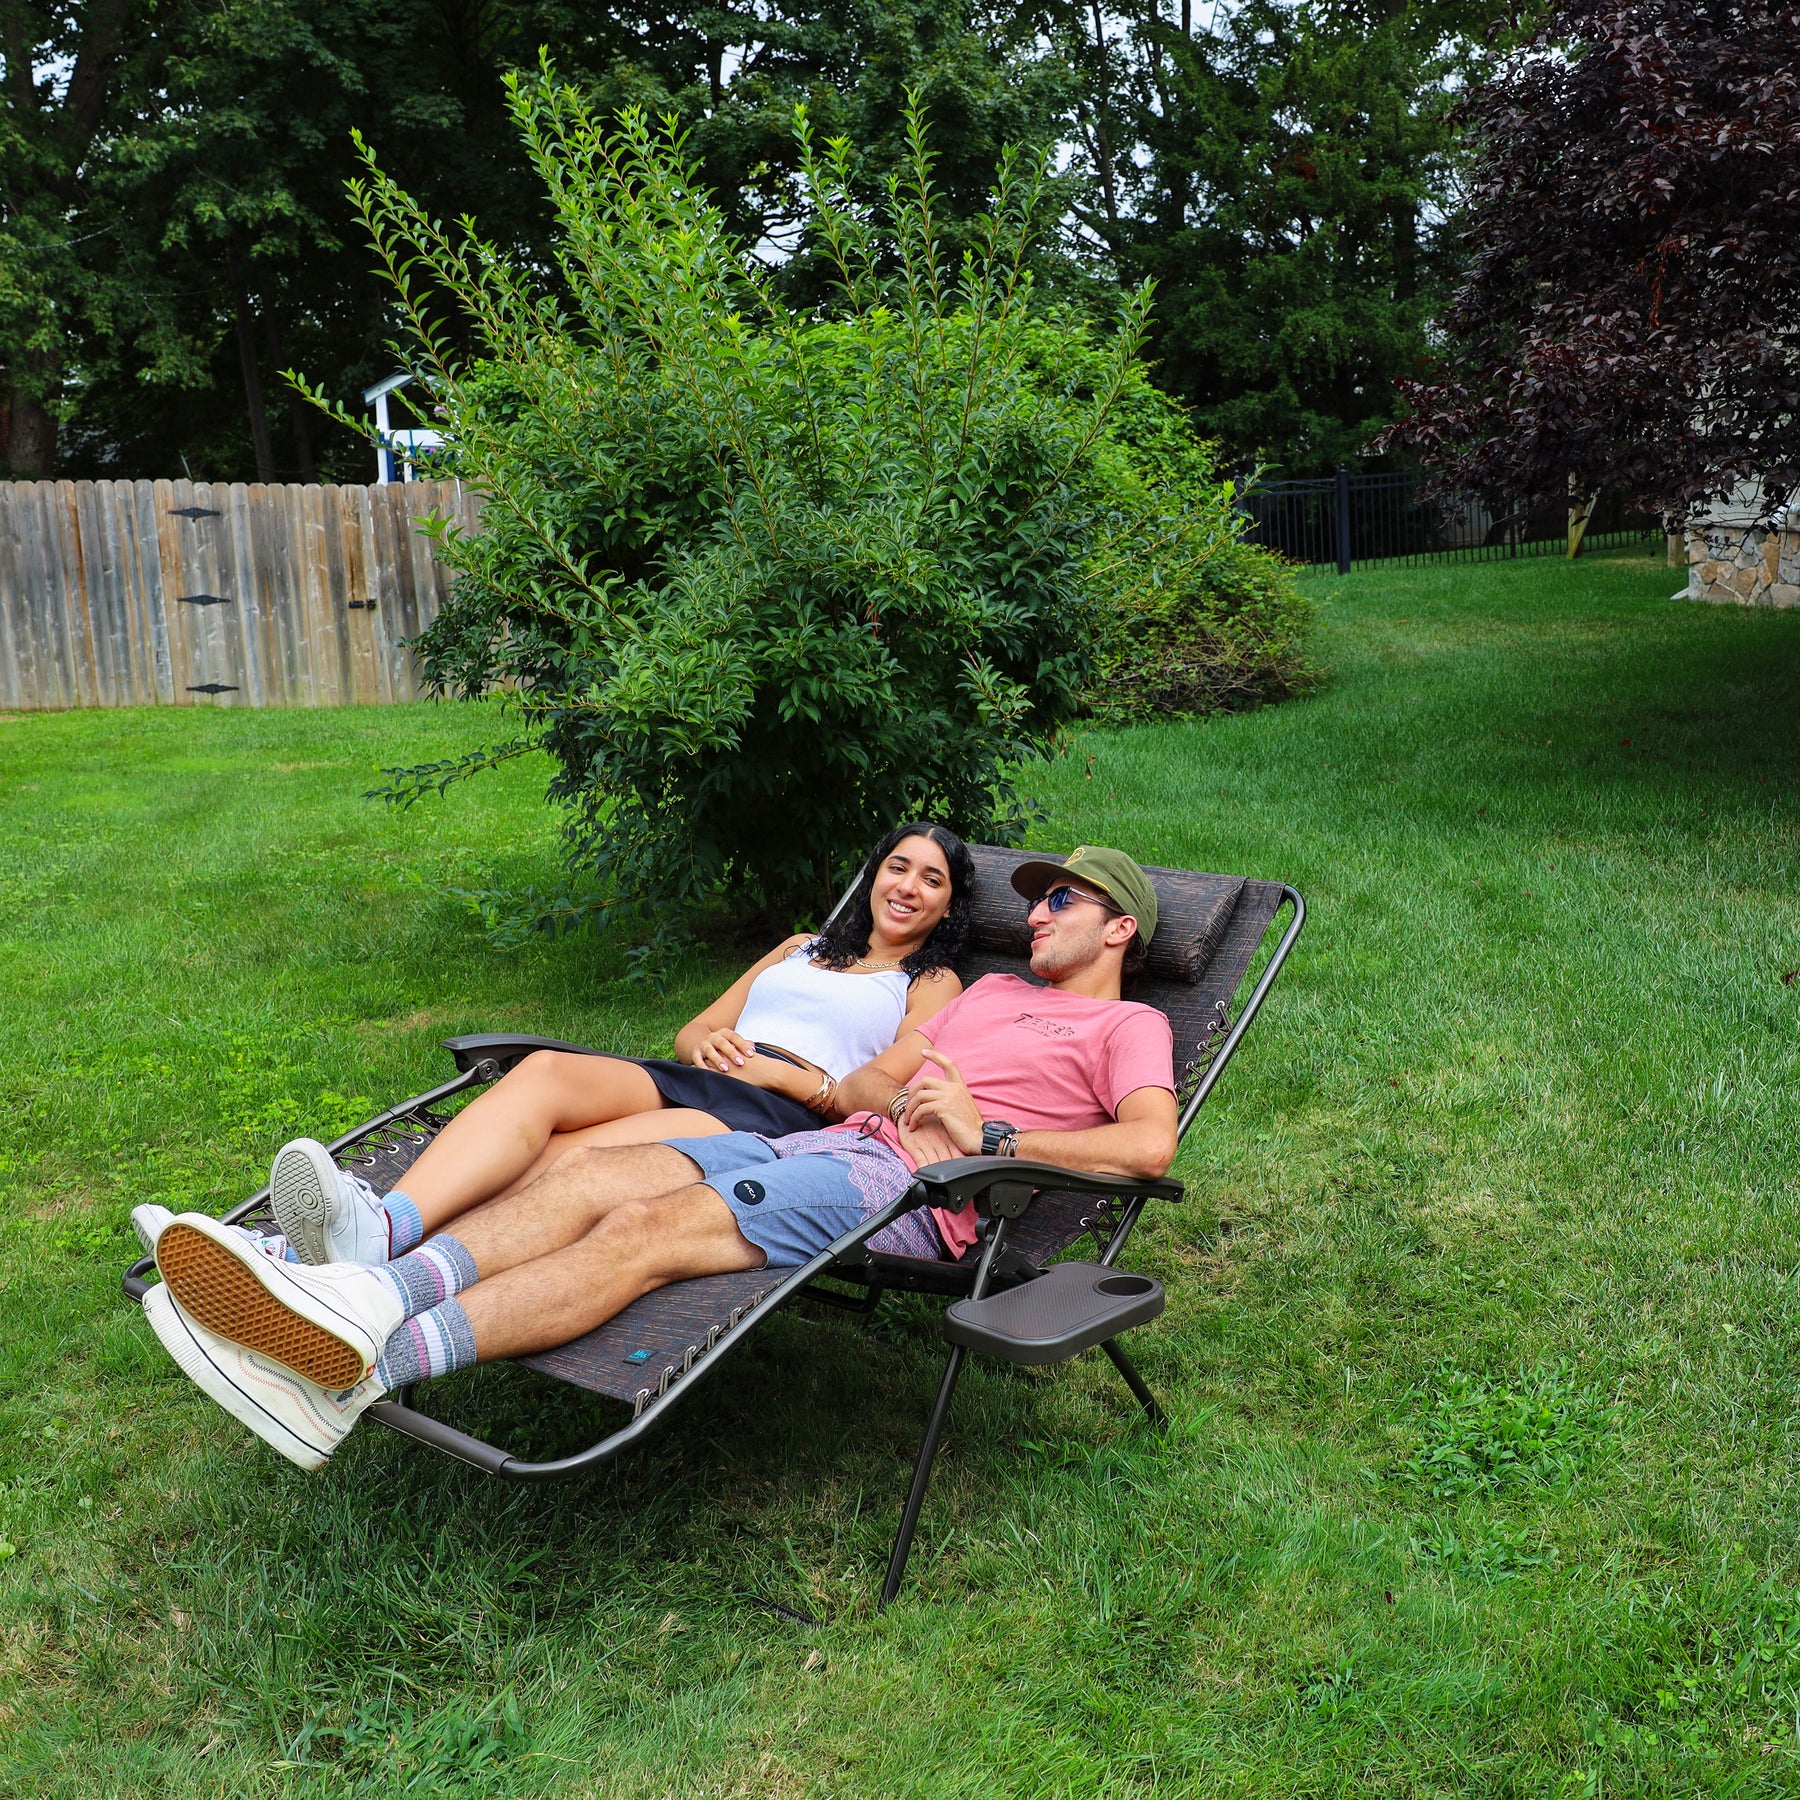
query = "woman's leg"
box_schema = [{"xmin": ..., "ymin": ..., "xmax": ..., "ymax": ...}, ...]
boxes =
[
  {"xmin": 486, "ymin": 1108, "xmax": 729, "ymax": 1206},
  {"xmin": 398, "ymin": 1051, "xmax": 668, "ymax": 1233}
]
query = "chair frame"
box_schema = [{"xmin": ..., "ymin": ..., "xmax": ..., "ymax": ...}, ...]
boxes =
[{"xmin": 124, "ymin": 874, "xmax": 1303, "ymax": 1606}]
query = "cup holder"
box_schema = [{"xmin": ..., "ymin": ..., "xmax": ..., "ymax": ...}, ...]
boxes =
[
  {"xmin": 945, "ymin": 1262, "xmax": 1166, "ymax": 1363},
  {"xmin": 1096, "ymin": 1274, "xmax": 1155, "ymax": 1297}
]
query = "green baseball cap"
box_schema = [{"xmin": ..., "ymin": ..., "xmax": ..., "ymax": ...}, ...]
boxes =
[{"xmin": 1009, "ymin": 846, "xmax": 1158, "ymax": 944}]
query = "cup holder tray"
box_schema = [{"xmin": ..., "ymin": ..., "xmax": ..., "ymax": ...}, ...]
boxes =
[{"xmin": 943, "ymin": 1261, "xmax": 1165, "ymax": 1365}]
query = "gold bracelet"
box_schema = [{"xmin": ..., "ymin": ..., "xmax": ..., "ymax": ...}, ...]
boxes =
[
  {"xmin": 887, "ymin": 1088, "xmax": 910, "ymax": 1122},
  {"xmin": 806, "ymin": 1072, "xmax": 836, "ymax": 1115}
]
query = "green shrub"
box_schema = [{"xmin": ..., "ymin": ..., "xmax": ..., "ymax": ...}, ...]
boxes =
[
  {"xmin": 1086, "ymin": 533, "xmax": 1317, "ymax": 725},
  {"xmin": 1067, "ymin": 345, "xmax": 1316, "ymax": 723},
  {"xmin": 316, "ymin": 66, "xmax": 1309, "ymax": 948}
]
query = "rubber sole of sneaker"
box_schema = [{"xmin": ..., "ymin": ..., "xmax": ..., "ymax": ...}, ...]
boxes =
[
  {"xmin": 270, "ymin": 1140, "xmax": 335, "ymax": 1265},
  {"xmin": 157, "ymin": 1221, "xmax": 368, "ymax": 1391}
]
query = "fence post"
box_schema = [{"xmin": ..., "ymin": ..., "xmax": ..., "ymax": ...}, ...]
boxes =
[{"xmin": 1334, "ymin": 465, "xmax": 1352, "ymax": 574}]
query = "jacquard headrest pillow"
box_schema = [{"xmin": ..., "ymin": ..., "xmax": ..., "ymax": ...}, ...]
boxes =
[{"xmin": 961, "ymin": 846, "xmax": 1245, "ymax": 985}]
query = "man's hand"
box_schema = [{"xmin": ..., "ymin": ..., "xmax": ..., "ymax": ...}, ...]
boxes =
[{"xmin": 899, "ymin": 1047, "xmax": 985, "ymax": 1161}]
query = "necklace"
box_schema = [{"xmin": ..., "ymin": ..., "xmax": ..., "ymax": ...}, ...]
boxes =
[{"xmin": 854, "ymin": 952, "xmax": 907, "ymax": 970}]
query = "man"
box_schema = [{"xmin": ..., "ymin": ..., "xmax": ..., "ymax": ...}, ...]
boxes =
[{"xmin": 144, "ymin": 847, "xmax": 1180, "ymax": 1469}]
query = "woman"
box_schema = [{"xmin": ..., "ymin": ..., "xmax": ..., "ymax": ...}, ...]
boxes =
[{"xmin": 265, "ymin": 823, "xmax": 974, "ymax": 1264}]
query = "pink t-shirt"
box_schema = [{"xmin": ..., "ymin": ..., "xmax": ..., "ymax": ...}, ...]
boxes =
[{"xmin": 832, "ymin": 973, "xmax": 1175, "ymax": 1256}]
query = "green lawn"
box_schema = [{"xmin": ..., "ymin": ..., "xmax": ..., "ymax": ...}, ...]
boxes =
[{"xmin": 6, "ymin": 546, "xmax": 1800, "ymax": 1796}]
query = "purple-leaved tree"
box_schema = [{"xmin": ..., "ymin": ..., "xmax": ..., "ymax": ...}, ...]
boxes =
[{"xmin": 1381, "ymin": 0, "xmax": 1800, "ymax": 521}]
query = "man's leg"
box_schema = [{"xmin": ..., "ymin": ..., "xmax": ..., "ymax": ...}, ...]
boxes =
[
  {"xmin": 148, "ymin": 1141, "xmax": 770, "ymax": 1470},
  {"xmin": 447, "ymin": 1130, "xmax": 928, "ymax": 1363},
  {"xmin": 149, "ymin": 1137, "xmax": 901, "ymax": 1471},
  {"xmin": 156, "ymin": 1140, "xmax": 735, "ymax": 1389},
  {"xmin": 436, "ymin": 1140, "xmax": 716, "ymax": 1275},
  {"xmin": 457, "ymin": 1183, "xmax": 762, "ymax": 1361},
  {"xmin": 374, "ymin": 1141, "xmax": 768, "ymax": 1382}
]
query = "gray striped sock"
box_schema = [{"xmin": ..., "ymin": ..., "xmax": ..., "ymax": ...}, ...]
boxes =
[
  {"xmin": 370, "ymin": 1234, "xmax": 479, "ymax": 1320},
  {"xmin": 374, "ymin": 1298, "xmax": 479, "ymax": 1391}
]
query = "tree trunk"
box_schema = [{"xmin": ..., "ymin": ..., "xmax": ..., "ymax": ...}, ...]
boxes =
[
  {"xmin": 1087, "ymin": 0, "xmax": 1122, "ymax": 239},
  {"xmin": 262, "ymin": 305, "xmax": 317, "ymax": 482},
  {"xmin": 229, "ymin": 240, "xmax": 275, "ymax": 483},
  {"xmin": 6, "ymin": 354, "xmax": 57, "ymax": 476},
  {"xmin": 1392, "ymin": 198, "xmax": 1417, "ymax": 304}
]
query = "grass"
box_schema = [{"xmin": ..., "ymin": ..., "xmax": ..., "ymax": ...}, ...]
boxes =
[{"xmin": 5, "ymin": 545, "xmax": 1800, "ymax": 1794}]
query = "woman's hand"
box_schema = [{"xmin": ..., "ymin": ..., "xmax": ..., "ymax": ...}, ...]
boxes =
[
  {"xmin": 691, "ymin": 1033, "xmax": 824, "ymax": 1102},
  {"xmin": 689, "ymin": 1028, "xmax": 757, "ymax": 1073}
]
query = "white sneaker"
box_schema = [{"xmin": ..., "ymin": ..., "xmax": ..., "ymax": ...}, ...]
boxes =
[
  {"xmin": 155, "ymin": 1212, "xmax": 404, "ymax": 1391},
  {"xmin": 133, "ymin": 1203, "xmax": 294, "ymax": 1262},
  {"xmin": 131, "ymin": 1204, "xmax": 175, "ymax": 1255},
  {"xmin": 142, "ymin": 1283, "xmax": 383, "ymax": 1471},
  {"xmin": 270, "ymin": 1138, "xmax": 392, "ymax": 1266}
]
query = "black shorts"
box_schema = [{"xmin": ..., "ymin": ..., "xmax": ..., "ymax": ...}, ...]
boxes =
[{"xmin": 613, "ymin": 1054, "xmax": 820, "ymax": 1137}]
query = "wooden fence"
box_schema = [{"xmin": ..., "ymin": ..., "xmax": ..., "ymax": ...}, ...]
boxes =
[{"xmin": 0, "ymin": 478, "xmax": 478, "ymax": 711}]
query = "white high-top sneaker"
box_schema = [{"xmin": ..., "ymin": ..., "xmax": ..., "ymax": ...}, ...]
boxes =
[
  {"xmin": 130, "ymin": 1204, "xmax": 176, "ymax": 1256},
  {"xmin": 132, "ymin": 1203, "xmax": 293, "ymax": 1262},
  {"xmin": 269, "ymin": 1138, "xmax": 393, "ymax": 1265},
  {"xmin": 142, "ymin": 1283, "xmax": 384, "ymax": 1471},
  {"xmin": 155, "ymin": 1212, "xmax": 404, "ymax": 1391}
]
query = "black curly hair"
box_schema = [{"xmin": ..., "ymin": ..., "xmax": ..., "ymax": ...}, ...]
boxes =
[{"xmin": 808, "ymin": 823, "xmax": 975, "ymax": 978}]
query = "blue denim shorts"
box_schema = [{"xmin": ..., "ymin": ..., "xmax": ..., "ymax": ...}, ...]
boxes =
[{"xmin": 663, "ymin": 1128, "xmax": 944, "ymax": 1267}]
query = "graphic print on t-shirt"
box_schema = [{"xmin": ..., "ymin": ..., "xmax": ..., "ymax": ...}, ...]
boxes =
[{"xmin": 918, "ymin": 973, "xmax": 1175, "ymax": 1134}]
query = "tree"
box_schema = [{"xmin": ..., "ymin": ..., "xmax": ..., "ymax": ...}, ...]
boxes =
[
  {"xmin": 1380, "ymin": 0, "xmax": 1800, "ymax": 520},
  {"xmin": 1048, "ymin": 0, "xmax": 1484, "ymax": 474},
  {"xmin": 0, "ymin": 0, "xmax": 163, "ymax": 474},
  {"xmin": 15, "ymin": 0, "xmax": 1072, "ymax": 482},
  {"xmin": 56, "ymin": 0, "xmax": 618, "ymax": 482},
  {"xmin": 339, "ymin": 81, "xmax": 1289, "ymax": 948}
]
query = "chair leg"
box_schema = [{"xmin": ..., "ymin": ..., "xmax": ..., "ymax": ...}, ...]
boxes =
[
  {"xmin": 1100, "ymin": 1338, "xmax": 1167, "ymax": 1431},
  {"xmin": 880, "ymin": 1344, "xmax": 968, "ymax": 1609}
]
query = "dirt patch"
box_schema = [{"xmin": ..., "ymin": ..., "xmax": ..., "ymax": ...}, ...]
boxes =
[{"xmin": 355, "ymin": 1004, "xmax": 538, "ymax": 1039}]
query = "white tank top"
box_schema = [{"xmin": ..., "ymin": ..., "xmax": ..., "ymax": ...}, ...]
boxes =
[{"xmin": 733, "ymin": 943, "xmax": 913, "ymax": 1080}]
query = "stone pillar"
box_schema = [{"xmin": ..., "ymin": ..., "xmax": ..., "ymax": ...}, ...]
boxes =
[{"xmin": 1684, "ymin": 522, "xmax": 1800, "ymax": 607}]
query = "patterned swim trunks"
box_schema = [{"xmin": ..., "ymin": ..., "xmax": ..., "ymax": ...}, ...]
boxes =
[{"xmin": 663, "ymin": 1128, "xmax": 945, "ymax": 1266}]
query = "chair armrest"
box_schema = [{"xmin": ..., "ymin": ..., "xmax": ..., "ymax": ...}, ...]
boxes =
[
  {"xmin": 911, "ymin": 1156, "xmax": 1182, "ymax": 1220},
  {"xmin": 440, "ymin": 1034, "xmax": 605, "ymax": 1075}
]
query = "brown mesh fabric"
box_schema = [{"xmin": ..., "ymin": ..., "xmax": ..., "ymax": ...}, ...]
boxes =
[
  {"xmin": 519, "ymin": 1269, "xmax": 781, "ymax": 1403},
  {"xmin": 157, "ymin": 1225, "xmax": 369, "ymax": 1390}
]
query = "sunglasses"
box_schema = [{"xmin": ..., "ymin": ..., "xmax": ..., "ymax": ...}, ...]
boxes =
[{"xmin": 1035, "ymin": 883, "xmax": 1121, "ymax": 917}]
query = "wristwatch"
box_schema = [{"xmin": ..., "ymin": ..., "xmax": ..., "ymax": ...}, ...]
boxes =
[{"xmin": 980, "ymin": 1119, "xmax": 1019, "ymax": 1158}]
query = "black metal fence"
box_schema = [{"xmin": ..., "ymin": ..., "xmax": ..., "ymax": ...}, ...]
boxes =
[{"xmin": 1239, "ymin": 467, "xmax": 1660, "ymax": 571}]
